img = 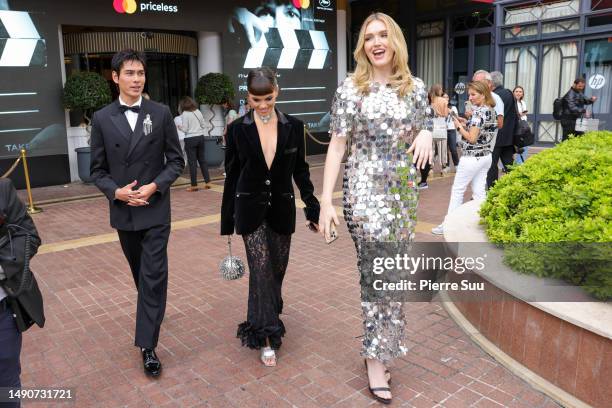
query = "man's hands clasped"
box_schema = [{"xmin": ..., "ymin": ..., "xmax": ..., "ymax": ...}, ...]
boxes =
[{"xmin": 115, "ymin": 180, "xmax": 158, "ymax": 206}]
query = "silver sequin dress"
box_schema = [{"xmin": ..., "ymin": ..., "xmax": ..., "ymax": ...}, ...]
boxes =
[{"xmin": 330, "ymin": 77, "xmax": 433, "ymax": 362}]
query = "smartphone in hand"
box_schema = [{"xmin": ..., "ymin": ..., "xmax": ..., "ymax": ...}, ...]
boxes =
[{"xmin": 326, "ymin": 223, "xmax": 338, "ymax": 244}]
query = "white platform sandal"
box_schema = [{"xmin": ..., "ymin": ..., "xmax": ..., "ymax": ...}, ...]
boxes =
[{"xmin": 260, "ymin": 346, "xmax": 277, "ymax": 367}]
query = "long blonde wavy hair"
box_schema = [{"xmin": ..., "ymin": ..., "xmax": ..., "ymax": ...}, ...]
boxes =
[{"xmin": 352, "ymin": 13, "xmax": 414, "ymax": 97}]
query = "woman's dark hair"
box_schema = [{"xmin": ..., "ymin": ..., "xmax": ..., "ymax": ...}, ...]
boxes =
[
  {"xmin": 513, "ymin": 86, "xmax": 525, "ymax": 101},
  {"xmin": 111, "ymin": 49, "xmax": 147, "ymax": 75},
  {"xmin": 442, "ymin": 92, "xmax": 452, "ymax": 107},
  {"xmin": 247, "ymin": 67, "xmax": 278, "ymax": 96},
  {"xmin": 179, "ymin": 96, "xmax": 198, "ymax": 112},
  {"xmin": 428, "ymin": 84, "xmax": 443, "ymax": 104}
]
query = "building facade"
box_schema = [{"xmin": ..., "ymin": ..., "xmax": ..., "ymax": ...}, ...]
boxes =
[
  {"xmin": 0, "ymin": 0, "xmax": 339, "ymax": 187},
  {"xmin": 348, "ymin": 0, "xmax": 611, "ymax": 143}
]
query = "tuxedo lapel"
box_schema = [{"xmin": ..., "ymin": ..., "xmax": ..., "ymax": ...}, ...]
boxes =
[
  {"xmin": 110, "ymin": 100, "xmax": 133, "ymax": 143},
  {"xmin": 242, "ymin": 111, "xmax": 269, "ymax": 172},
  {"xmin": 127, "ymin": 99, "xmax": 148, "ymax": 158},
  {"xmin": 272, "ymin": 110, "xmax": 291, "ymax": 170}
]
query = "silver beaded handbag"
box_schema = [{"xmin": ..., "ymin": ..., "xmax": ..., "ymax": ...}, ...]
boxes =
[{"xmin": 219, "ymin": 236, "xmax": 245, "ymax": 280}]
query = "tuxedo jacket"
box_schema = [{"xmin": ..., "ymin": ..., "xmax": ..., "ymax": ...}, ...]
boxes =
[
  {"xmin": 90, "ymin": 99, "xmax": 185, "ymax": 231},
  {"xmin": 221, "ymin": 110, "xmax": 320, "ymax": 236}
]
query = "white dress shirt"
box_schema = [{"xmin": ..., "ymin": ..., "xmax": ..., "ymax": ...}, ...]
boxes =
[
  {"xmin": 492, "ymin": 92, "xmax": 504, "ymax": 117},
  {"xmin": 517, "ymin": 100, "xmax": 528, "ymax": 120},
  {"xmin": 119, "ymin": 96, "xmax": 142, "ymax": 131}
]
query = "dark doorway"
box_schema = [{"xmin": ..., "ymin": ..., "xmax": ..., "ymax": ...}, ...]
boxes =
[
  {"xmin": 144, "ymin": 54, "xmax": 190, "ymax": 116},
  {"xmin": 64, "ymin": 52, "xmax": 190, "ymax": 126}
]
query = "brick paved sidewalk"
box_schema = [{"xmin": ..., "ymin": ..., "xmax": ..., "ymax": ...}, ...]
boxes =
[{"xmin": 19, "ymin": 166, "xmax": 559, "ymax": 407}]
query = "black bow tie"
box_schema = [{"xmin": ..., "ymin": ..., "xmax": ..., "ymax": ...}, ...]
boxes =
[{"xmin": 119, "ymin": 105, "xmax": 141, "ymax": 114}]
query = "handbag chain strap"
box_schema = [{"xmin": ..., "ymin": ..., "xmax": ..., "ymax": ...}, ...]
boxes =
[{"xmin": 227, "ymin": 235, "xmax": 233, "ymax": 258}]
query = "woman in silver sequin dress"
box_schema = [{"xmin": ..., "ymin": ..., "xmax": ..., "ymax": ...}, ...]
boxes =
[{"xmin": 319, "ymin": 13, "xmax": 435, "ymax": 405}]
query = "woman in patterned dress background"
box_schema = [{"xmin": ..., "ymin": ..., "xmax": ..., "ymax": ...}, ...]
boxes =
[{"xmin": 318, "ymin": 12, "xmax": 436, "ymax": 405}]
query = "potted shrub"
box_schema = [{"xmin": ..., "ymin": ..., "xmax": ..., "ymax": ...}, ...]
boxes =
[
  {"xmin": 63, "ymin": 71, "xmax": 111, "ymax": 183},
  {"xmin": 195, "ymin": 73, "xmax": 235, "ymax": 167},
  {"xmin": 480, "ymin": 131, "xmax": 612, "ymax": 300}
]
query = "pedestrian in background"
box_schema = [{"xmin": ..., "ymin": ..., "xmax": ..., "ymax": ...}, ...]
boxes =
[
  {"xmin": 442, "ymin": 92, "xmax": 460, "ymax": 170},
  {"xmin": 220, "ymin": 101, "xmax": 239, "ymax": 177},
  {"xmin": 488, "ymin": 71, "xmax": 517, "ymax": 189},
  {"xmin": 513, "ymin": 86, "xmax": 529, "ymax": 164},
  {"xmin": 174, "ymin": 106, "xmax": 186, "ymax": 159},
  {"xmin": 0, "ymin": 179, "xmax": 44, "ymax": 408},
  {"xmin": 223, "ymin": 100, "xmax": 239, "ymax": 143},
  {"xmin": 471, "ymin": 70, "xmax": 504, "ymax": 130},
  {"xmin": 418, "ymin": 84, "xmax": 447, "ymax": 189},
  {"xmin": 179, "ymin": 96, "xmax": 211, "ymax": 191},
  {"xmin": 560, "ymin": 77, "xmax": 597, "ymax": 141},
  {"xmin": 432, "ymin": 81, "xmax": 497, "ymax": 235}
]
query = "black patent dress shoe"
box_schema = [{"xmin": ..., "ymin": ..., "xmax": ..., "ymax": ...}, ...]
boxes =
[{"xmin": 142, "ymin": 348, "xmax": 162, "ymax": 377}]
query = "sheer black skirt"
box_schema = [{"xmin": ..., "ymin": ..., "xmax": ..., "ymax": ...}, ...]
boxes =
[{"xmin": 237, "ymin": 222, "xmax": 291, "ymax": 350}]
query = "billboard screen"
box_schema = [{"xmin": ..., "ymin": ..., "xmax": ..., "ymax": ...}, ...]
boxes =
[{"xmin": 223, "ymin": 0, "xmax": 337, "ymax": 133}]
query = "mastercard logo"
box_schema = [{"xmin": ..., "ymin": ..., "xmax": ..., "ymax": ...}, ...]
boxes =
[
  {"xmin": 292, "ymin": 0, "xmax": 310, "ymax": 9},
  {"xmin": 113, "ymin": 0, "xmax": 137, "ymax": 14}
]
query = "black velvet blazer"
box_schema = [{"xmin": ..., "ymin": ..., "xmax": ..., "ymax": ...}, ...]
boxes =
[{"xmin": 221, "ymin": 110, "xmax": 320, "ymax": 236}]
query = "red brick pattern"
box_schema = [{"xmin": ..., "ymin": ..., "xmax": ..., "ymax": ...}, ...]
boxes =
[{"xmin": 17, "ymin": 166, "xmax": 560, "ymax": 407}]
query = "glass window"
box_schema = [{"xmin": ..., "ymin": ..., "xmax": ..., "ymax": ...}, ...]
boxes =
[
  {"xmin": 542, "ymin": 18, "xmax": 581, "ymax": 35},
  {"xmin": 505, "ymin": 0, "xmax": 580, "ymax": 25},
  {"xmin": 453, "ymin": 10, "xmax": 494, "ymax": 32},
  {"xmin": 474, "ymin": 33, "xmax": 491, "ymax": 72},
  {"xmin": 587, "ymin": 11, "xmax": 612, "ymax": 27},
  {"xmin": 504, "ymin": 45, "xmax": 538, "ymax": 115},
  {"xmin": 452, "ymin": 36, "xmax": 469, "ymax": 115},
  {"xmin": 539, "ymin": 41, "xmax": 578, "ymax": 142},
  {"xmin": 591, "ymin": 0, "xmax": 612, "ymax": 11},
  {"xmin": 539, "ymin": 41, "xmax": 578, "ymax": 115},
  {"xmin": 583, "ymin": 38, "xmax": 611, "ymax": 119},
  {"xmin": 503, "ymin": 24, "xmax": 538, "ymax": 40},
  {"xmin": 417, "ymin": 37, "xmax": 444, "ymax": 88},
  {"xmin": 417, "ymin": 20, "xmax": 444, "ymax": 37}
]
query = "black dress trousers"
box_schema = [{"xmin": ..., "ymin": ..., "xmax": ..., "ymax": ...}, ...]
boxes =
[{"xmin": 117, "ymin": 224, "xmax": 170, "ymax": 349}]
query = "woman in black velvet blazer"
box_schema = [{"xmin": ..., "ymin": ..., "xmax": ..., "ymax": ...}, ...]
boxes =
[{"xmin": 221, "ymin": 67, "xmax": 319, "ymax": 367}]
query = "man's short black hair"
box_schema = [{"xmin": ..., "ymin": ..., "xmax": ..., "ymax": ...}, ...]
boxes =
[
  {"xmin": 574, "ymin": 77, "xmax": 586, "ymax": 85},
  {"xmin": 111, "ymin": 49, "xmax": 147, "ymax": 75}
]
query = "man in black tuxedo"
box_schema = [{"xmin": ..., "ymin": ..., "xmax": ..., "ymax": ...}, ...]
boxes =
[
  {"xmin": 488, "ymin": 71, "xmax": 519, "ymax": 189},
  {"xmin": 90, "ymin": 49, "xmax": 184, "ymax": 377}
]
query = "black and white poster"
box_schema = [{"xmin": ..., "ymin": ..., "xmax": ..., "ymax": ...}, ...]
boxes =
[{"xmin": 224, "ymin": 0, "xmax": 337, "ymax": 133}]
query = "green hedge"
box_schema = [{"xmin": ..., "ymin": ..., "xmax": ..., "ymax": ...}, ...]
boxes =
[{"xmin": 480, "ymin": 131, "xmax": 612, "ymax": 300}]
